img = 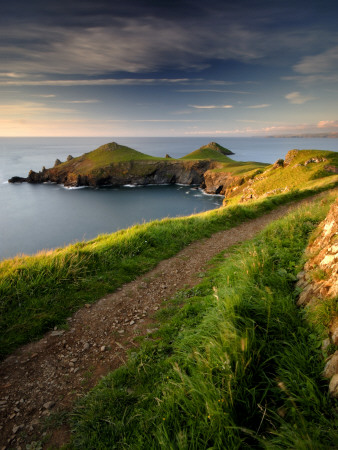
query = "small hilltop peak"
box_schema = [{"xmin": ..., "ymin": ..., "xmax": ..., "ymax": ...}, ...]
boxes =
[{"xmin": 199, "ymin": 142, "xmax": 234, "ymax": 155}]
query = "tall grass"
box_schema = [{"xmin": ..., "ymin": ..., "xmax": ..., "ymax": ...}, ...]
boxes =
[
  {"xmin": 0, "ymin": 185, "xmax": 336, "ymax": 358},
  {"xmin": 70, "ymin": 192, "xmax": 337, "ymax": 449}
]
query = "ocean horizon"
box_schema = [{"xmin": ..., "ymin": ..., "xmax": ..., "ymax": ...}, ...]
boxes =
[{"xmin": 1, "ymin": 136, "xmax": 338, "ymax": 260}]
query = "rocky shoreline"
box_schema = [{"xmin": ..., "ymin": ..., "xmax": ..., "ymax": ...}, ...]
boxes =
[{"xmin": 8, "ymin": 142, "xmax": 242, "ymax": 195}]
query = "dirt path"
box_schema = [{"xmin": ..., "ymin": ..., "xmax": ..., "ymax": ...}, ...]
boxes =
[{"xmin": 0, "ymin": 193, "xmax": 332, "ymax": 449}]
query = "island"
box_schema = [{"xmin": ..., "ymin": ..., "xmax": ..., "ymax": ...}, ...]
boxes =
[{"xmin": 8, "ymin": 141, "xmax": 338, "ymax": 202}]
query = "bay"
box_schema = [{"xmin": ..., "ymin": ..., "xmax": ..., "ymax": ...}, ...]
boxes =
[{"xmin": 1, "ymin": 136, "xmax": 338, "ymax": 260}]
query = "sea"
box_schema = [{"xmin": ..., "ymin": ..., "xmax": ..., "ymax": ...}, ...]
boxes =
[{"xmin": 1, "ymin": 136, "xmax": 338, "ymax": 261}]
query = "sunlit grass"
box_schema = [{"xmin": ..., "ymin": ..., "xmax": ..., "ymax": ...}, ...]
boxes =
[
  {"xmin": 0, "ymin": 186, "xmax": 336, "ymax": 358},
  {"xmin": 70, "ymin": 191, "xmax": 337, "ymax": 449}
]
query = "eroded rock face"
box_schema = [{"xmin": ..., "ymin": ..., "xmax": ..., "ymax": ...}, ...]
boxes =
[
  {"xmin": 203, "ymin": 170, "xmax": 243, "ymax": 195},
  {"xmin": 297, "ymin": 198, "xmax": 338, "ymax": 307},
  {"xmin": 296, "ymin": 197, "xmax": 338, "ymax": 397},
  {"xmin": 11, "ymin": 160, "xmax": 214, "ymax": 188}
]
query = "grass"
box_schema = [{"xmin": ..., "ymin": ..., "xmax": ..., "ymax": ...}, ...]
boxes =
[
  {"xmin": 248, "ymin": 149, "xmax": 338, "ymax": 196},
  {"xmin": 1, "ymin": 185, "xmax": 337, "ymax": 359},
  {"xmin": 180, "ymin": 148, "xmax": 233, "ymax": 161},
  {"xmin": 69, "ymin": 191, "xmax": 337, "ymax": 449}
]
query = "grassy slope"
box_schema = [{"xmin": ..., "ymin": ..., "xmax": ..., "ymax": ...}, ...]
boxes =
[
  {"xmin": 1, "ymin": 187, "xmax": 335, "ymax": 359},
  {"xmin": 56, "ymin": 143, "xmax": 165, "ymax": 175},
  {"xmin": 70, "ymin": 192, "xmax": 337, "ymax": 449},
  {"xmin": 180, "ymin": 148, "xmax": 233, "ymax": 161},
  {"xmin": 232, "ymin": 149, "xmax": 338, "ymax": 200}
]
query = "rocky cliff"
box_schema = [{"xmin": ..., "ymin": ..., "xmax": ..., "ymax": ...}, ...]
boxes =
[
  {"xmin": 10, "ymin": 159, "xmax": 220, "ymax": 188},
  {"xmin": 296, "ymin": 197, "xmax": 338, "ymax": 397},
  {"xmin": 8, "ymin": 141, "xmax": 240, "ymax": 189}
]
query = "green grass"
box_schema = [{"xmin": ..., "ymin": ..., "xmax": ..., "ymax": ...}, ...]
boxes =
[
  {"xmin": 69, "ymin": 191, "xmax": 337, "ymax": 449},
  {"xmin": 180, "ymin": 148, "xmax": 233, "ymax": 161},
  {"xmin": 85, "ymin": 143, "xmax": 164, "ymax": 165},
  {"xmin": 250, "ymin": 149, "xmax": 338, "ymax": 196},
  {"xmin": 0, "ymin": 186, "xmax": 337, "ymax": 359},
  {"xmin": 209, "ymin": 160, "xmax": 268, "ymax": 175}
]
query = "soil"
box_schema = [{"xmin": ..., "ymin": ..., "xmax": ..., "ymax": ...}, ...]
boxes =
[{"xmin": 0, "ymin": 193, "xmax": 332, "ymax": 449}]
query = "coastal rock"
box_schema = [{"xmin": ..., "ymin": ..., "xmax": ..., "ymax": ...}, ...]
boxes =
[
  {"xmin": 296, "ymin": 198, "xmax": 338, "ymax": 307},
  {"xmin": 54, "ymin": 159, "xmax": 61, "ymax": 167},
  {"xmin": 203, "ymin": 170, "xmax": 243, "ymax": 195},
  {"xmin": 8, "ymin": 176, "xmax": 27, "ymax": 183},
  {"xmin": 296, "ymin": 198, "xmax": 338, "ymax": 397},
  {"xmin": 272, "ymin": 159, "xmax": 284, "ymax": 169},
  {"xmin": 329, "ymin": 374, "xmax": 338, "ymax": 398}
]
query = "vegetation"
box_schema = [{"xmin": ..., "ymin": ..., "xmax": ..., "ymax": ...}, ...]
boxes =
[
  {"xmin": 1, "ymin": 184, "xmax": 336, "ymax": 358},
  {"xmin": 226, "ymin": 149, "xmax": 338, "ymax": 203},
  {"xmin": 180, "ymin": 142, "xmax": 234, "ymax": 161},
  {"xmin": 70, "ymin": 192, "xmax": 338, "ymax": 449}
]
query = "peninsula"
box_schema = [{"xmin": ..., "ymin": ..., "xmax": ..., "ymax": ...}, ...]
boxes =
[{"xmin": 8, "ymin": 141, "xmax": 338, "ymax": 202}]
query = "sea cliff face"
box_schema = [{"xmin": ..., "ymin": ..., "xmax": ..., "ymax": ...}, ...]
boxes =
[
  {"xmin": 11, "ymin": 159, "xmax": 218, "ymax": 187},
  {"xmin": 8, "ymin": 141, "xmax": 239, "ymax": 189}
]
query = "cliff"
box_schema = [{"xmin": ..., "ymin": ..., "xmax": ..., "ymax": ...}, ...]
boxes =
[
  {"xmin": 8, "ymin": 143, "xmax": 338, "ymax": 202},
  {"xmin": 296, "ymin": 197, "xmax": 338, "ymax": 397},
  {"xmin": 8, "ymin": 141, "xmax": 240, "ymax": 188}
]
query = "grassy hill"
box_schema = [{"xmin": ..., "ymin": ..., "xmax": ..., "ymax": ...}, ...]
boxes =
[
  {"xmin": 181, "ymin": 142, "xmax": 234, "ymax": 161},
  {"xmin": 223, "ymin": 149, "xmax": 338, "ymax": 203}
]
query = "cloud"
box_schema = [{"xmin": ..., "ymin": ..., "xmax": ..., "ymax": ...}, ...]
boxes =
[
  {"xmin": 0, "ymin": 102, "xmax": 76, "ymax": 116},
  {"xmin": 285, "ymin": 91, "xmax": 315, "ymax": 104},
  {"xmin": 64, "ymin": 100, "xmax": 99, "ymax": 104},
  {"xmin": 246, "ymin": 104, "xmax": 270, "ymax": 109},
  {"xmin": 317, "ymin": 120, "xmax": 338, "ymax": 128},
  {"xmin": 1, "ymin": 10, "xmax": 325, "ymax": 78},
  {"xmin": 0, "ymin": 78, "xmax": 190, "ymax": 86},
  {"xmin": 176, "ymin": 89, "xmax": 252, "ymax": 94},
  {"xmin": 189, "ymin": 105, "xmax": 233, "ymax": 109},
  {"xmin": 294, "ymin": 46, "xmax": 338, "ymax": 74}
]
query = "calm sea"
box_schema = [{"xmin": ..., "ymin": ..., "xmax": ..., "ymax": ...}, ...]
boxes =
[{"xmin": 1, "ymin": 136, "xmax": 338, "ymax": 260}]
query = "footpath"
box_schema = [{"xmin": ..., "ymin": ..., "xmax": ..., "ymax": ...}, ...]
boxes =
[{"xmin": 0, "ymin": 193, "xmax": 331, "ymax": 449}]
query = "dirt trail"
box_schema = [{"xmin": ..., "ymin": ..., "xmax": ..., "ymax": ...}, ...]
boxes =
[{"xmin": 0, "ymin": 193, "xmax": 331, "ymax": 448}]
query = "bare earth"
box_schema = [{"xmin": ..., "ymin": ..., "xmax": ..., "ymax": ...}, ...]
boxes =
[{"xmin": 0, "ymin": 194, "xmax": 329, "ymax": 449}]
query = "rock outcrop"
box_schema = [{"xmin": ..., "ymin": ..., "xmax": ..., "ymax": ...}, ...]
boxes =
[
  {"xmin": 10, "ymin": 159, "xmax": 214, "ymax": 188},
  {"xmin": 203, "ymin": 170, "xmax": 243, "ymax": 195},
  {"xmin": 296, "ymin": 197, "xmax": 338, "ymax": 397},
  {"xmin": 8, "ymin": 142, "xmax": 234, "ymax": 190}
]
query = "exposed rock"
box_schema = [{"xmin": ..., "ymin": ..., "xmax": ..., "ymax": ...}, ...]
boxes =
[
  {"xmin": 296, "ymin": 197, "xmax": 338, "ymax": 396},
  {"xmin": 54, "ymin": 159, "xmax": 61, "ymax": 167},
  {"xmin": 283, "ymin": 149, "xmax": 299, "ymax": 166},
  {"xmin": 8, "ymin": 176, "xmax": 27, "ymax": 183},
  {"xmin": 165, "ymin": 154, "xmax": 172, "ymax": 159},
  {"xmin": 67, "ymin": 155, "xmax": 73, "ymax": 161},
  {"xmin": 42, "ymin": 401, "xmax": 55, "ymax": 410},
  {"xmin": 323, "ymin": 351, "xmax": 338, "ymax": 379},
  {"xmin": 329, "ymin": 373, "xmax": 338, "ymax": 398},
  {"xmin": 296, "ymin": 198, "xmax": 338, "ymax": 306},
  {"xmin": 272, "ymin": 159, "xmax": 284, "ymax": 169},
  {"xmin": 203, "ymin": 170, "xmax": 243, "ymax": 195},
  {"xmin": 304, "ymin": 157, "xmax": 327, "ymax": 165}
]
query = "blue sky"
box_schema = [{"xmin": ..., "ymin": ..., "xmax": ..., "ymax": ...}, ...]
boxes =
[{"xmin": 1, "ymin": 0, "xmax": 338, "ymax": 137}]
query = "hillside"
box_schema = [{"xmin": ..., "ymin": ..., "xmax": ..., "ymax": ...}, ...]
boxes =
[
  {"xmin": 180, "ymin": 141, "xmax": 234, "ymax": 160},
  {"xmin": 1, "ymin": 191, "xmax": 337, "ymax": 448},
  {"xmin": 7, "ymin": 141, "xmax": 260, "ymax": 188},
  {"xmin": 8, "ymin": 143, "xmax": 338, "ymax": 201},
  {"xmin": 218, "ymin": 148, "xmax": 338, "ymax": 201}
]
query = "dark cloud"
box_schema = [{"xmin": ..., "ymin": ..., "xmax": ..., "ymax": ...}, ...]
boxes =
[{"xmin": 1, "ymin": 0, "xmax": 338, "ymax": 79}]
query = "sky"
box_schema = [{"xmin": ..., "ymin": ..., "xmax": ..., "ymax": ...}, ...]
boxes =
[{"xmin": 1, "ymin": 0, "xmax": 338, "ymax": 137}]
